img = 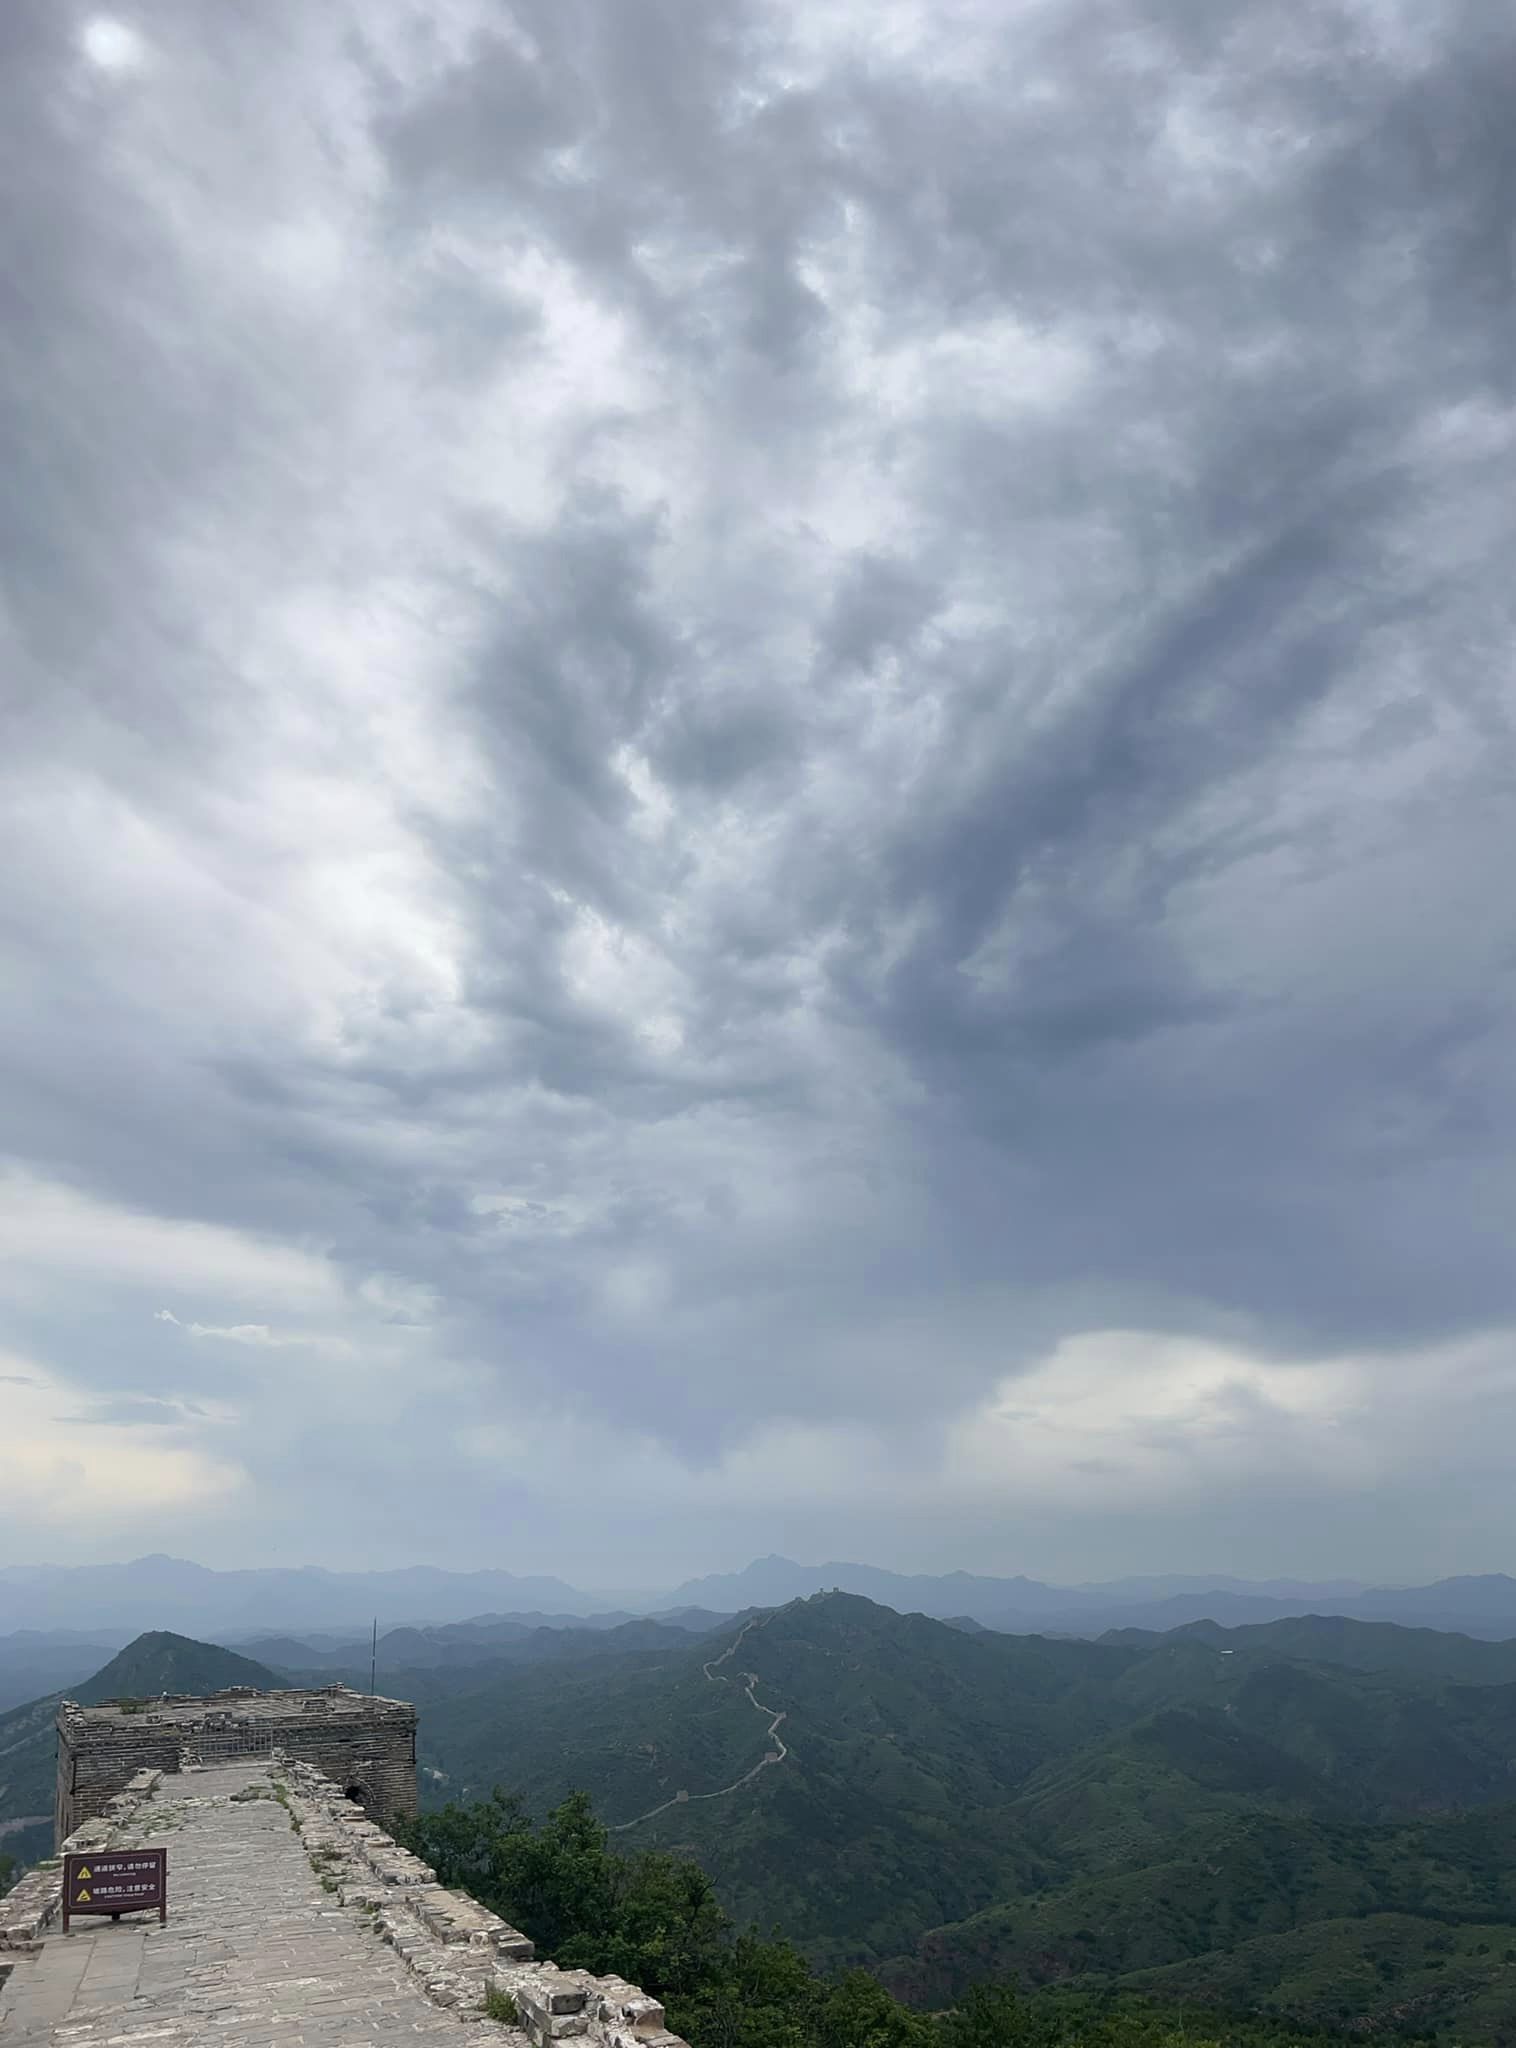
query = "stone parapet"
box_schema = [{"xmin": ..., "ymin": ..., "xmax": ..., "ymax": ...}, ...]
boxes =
[
  {"xmin": 499, "ymin": 1961, "xmax": 684, "ymax": 2048},
  {"xmin": 275, "ymin": 1757, "xmax": 689, "ymax": 2048},
  {"xmin": 0, "ymin": 1860, "xmax": 61, "ymax": 1957}
]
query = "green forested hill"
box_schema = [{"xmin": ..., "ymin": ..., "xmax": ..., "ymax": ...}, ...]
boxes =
[
  {"xmin": 1111, "ymin": 1613, "xmax": 1516, "ymax": 1686},
  {"xmin": 1116, "ymin": 1913, "xmax": 1516, "ymax": 2038},
  {"xmin": 415, "ymin": 1596, "xmax": 1142, "ymax": 1961},
  {"xmin": 76, "ymin": 1630, "xmax": 280, "ymax": 1702},
  {"xmin": 403, "ymin": 1592, "xmax": 1516, "ymax": 2035},
  {"xmin": 888, "ymin": 1805, "xmax": 1516, "ymax": 2005}
]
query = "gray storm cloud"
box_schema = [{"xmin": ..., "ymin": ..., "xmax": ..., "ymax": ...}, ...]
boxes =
[{"xmin": 0, "ymin": 0, "xmax": 1513, "ymax": 1581}]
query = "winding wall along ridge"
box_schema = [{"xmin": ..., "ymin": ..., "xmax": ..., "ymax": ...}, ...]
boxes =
[{"xmin": 609, "ymin": 1615, "xmax": 788, "ymax": 1833}]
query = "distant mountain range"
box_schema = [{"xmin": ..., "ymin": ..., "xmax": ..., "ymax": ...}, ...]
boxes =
[
  {"xmin": 9, "ymin": 1552, "xmax": 1516, "ymax": 1644},
  {"xmin": 658, "ymin": 1556, "xmax": 1373, "ymax": 1614},
  {"xmin": 0, "ymin": 1556, "xmax": 612, "ymax": 1633},
  {"xmin": 656, "ymin": 1557, "xmax": 1516, "ymax": 1640},
  {"xmin": 252, "ymin": 1608, "xmax": 735, "ymax": 1678}
]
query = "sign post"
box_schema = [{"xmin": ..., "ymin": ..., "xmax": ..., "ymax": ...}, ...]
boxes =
[{"xmin": 62, "ymin": 1849, "xmax": 167, "ymax": 1932}]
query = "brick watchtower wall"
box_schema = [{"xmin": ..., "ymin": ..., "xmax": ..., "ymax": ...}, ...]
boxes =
[{"xmin": 54, "ymin": 1686, "xmax": 417, "ymax": 1846}]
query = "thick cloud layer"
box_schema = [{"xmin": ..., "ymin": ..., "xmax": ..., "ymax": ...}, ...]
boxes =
[{"xmin": 2, "ymin": 0, "xmax": 1513, "ymax": 1583}]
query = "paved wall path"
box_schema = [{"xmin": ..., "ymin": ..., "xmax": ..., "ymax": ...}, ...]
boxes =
[{"xmin": 0, "ymin": 1763, "xmax": 491, "ymax": 2046}]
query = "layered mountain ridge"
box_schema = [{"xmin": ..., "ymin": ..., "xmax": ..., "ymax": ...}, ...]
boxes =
[
  {"xmin": 13, "ymin": 1592, "xmax": 1516, "ymax": 2032},
  {"xmin": 13, "ymin": 1554, "xmax": 1516, "ymax": 1641}
]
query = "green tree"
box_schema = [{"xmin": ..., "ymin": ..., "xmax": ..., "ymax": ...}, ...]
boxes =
[
  {"xmin": 405, "ymin": 1790, "xmax": 732, "ymax": 2003},
  {"xmin": 939, "ymin": 1983, "xmax": 1048, "ymax": 2048},
  {"xmin": 669, "ymin": 1933, "xmax": 820, "ymax": 2048},
  {"xmin": 816, "ymin": 1970, "xmax": 936, "ymax": 2048},
  {"xmin": 588, "ymin": 1845, "xmax": 728, "ymax": 1998}
]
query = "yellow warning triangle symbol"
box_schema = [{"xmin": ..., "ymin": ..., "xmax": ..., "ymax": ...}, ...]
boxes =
[
  {"xmin": 76, "ymin": 1889, "xmax": 91, "ymax": 1904},
  {"xmin": 76, "ymin": 1866, "xmax": 91, "ymax": 1880}
]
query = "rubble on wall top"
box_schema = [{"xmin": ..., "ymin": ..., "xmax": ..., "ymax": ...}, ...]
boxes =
[{"xmin": 59, "ymin": 1685, "xmax": 418, "ymax": 1727}]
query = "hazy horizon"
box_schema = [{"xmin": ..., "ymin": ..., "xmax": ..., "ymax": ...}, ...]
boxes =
[
  {"xmin": 4, "ymin": 2, "xmax": 1514, "ymax": 1586},
  {"xmin": 0, "ymin": 1549, "xmax": 1499, "ymax": 1601}
]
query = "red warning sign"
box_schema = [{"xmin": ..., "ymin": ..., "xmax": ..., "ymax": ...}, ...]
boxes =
[{"xmin": 62, "ymin": 1849, "xmax": 167, "ymax": 1931}]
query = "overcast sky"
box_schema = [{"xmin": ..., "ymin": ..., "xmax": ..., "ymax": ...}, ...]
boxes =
[{"xmin": 2, "ymin": 0, "xmax": 1513, "ymax": 1590}]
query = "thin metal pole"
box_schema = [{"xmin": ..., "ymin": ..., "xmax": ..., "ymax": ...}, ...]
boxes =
[{"xmin": 370, "ymin": 1617, "xmax": 377, "ymax": 1696}]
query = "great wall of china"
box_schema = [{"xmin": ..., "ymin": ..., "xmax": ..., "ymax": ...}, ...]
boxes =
[{"xmin": 0, "ymin": 1686, "xmax": 688, "ymax": 2048}]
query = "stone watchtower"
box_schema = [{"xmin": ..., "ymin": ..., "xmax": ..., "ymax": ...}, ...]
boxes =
[{"xmin": 54, "ymin": 1684, "xmax": 417, "ymax": 1846}]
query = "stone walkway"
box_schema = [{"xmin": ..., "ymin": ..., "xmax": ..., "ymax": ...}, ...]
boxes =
[{"xmin": 0, "ymin": 1764, "xmax": 489, "ymax": 2045}]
